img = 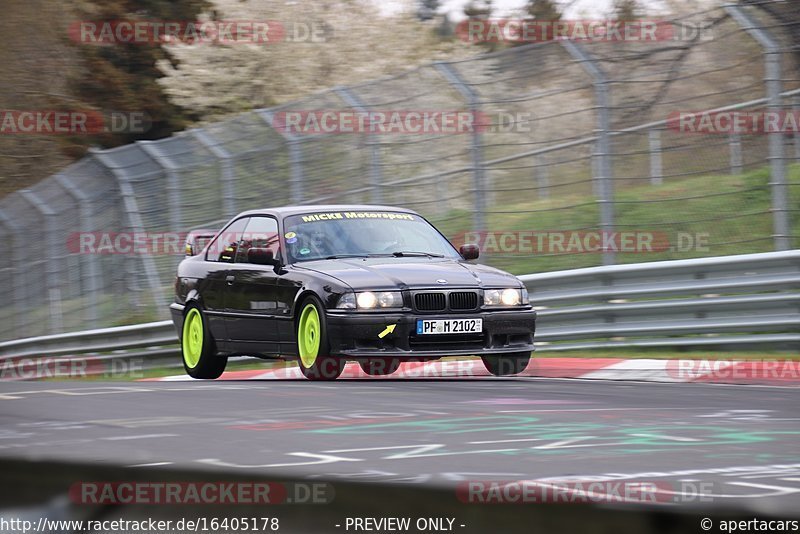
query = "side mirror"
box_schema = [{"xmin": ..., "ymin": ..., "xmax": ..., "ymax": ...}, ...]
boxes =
[
  {"xmin": 460, "ymin": 243, "xmax": 480, "ymax": 260},
  {"xmin": 248, "ymin": 247, "xmax": 281, "ymax": 267}
]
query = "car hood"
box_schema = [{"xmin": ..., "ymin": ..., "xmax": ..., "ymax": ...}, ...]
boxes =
[{"xmin": 295, "ymin": 257, "xmax": 521, "ymax": 290}]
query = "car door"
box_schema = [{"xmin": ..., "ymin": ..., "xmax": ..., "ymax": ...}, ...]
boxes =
[
  {"xmin": 223, "ymin": 216, "xmax": 283, "ymax": 354},
  {"xmin": 199, "ymin": 216, "xmax": 249, "ymax": 342}
]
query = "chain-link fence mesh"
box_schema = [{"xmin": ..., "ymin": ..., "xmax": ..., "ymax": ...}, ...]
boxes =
[{"xmin": 1, "ymin": 2, "xmax": 798, "ymax": 340}]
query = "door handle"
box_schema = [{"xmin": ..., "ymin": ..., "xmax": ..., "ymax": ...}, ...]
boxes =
[{"xmin": 225, "ymin": 275, "xmax": 235, "ymax": 285}]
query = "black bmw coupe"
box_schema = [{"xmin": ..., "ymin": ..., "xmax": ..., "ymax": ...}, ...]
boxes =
[{"xmin": 171, "ymin": 205, "xmax": 536, "ymax": 380}]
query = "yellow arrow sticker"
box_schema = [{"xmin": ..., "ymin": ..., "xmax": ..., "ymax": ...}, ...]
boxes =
[{"xmin": 378, "ymin": 324, "xmax": 396, "ymax": 339}]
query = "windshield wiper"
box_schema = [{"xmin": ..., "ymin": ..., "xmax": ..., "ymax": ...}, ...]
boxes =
[
  {"xmin": 324, "ymin": 252, "xmax": 445, "ymax": 259},
  {"xmin": 390, "ymin": 251, "xmax": 444, "ymax": 258},
  {"xmin": 324, "ymin": 254, "xmax": 371, "ymax": 259}
]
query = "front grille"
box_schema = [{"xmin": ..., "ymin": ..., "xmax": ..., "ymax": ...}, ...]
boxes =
[
  {"xmin": 414, "ymin": 292, "xmax": 446, "ymax": 311},
  {"xmin": 449, "ymin": 291, "xmax": 478, "ymax": 311}
]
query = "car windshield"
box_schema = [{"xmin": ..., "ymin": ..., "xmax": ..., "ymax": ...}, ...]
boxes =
[{"xmin": 283, "ymin": 210, "xmax": 460, "ymax": 263}]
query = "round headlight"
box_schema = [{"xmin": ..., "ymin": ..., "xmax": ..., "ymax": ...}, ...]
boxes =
[
  {"xmin": 378, "ymin": 291, "xmax": 401, "ymax": 308},
  {"xmin": 357, "ymin": 291, "xmax": 378, "ymax": 308},
  {"xmin": 484, "ymin": 289, "xmax": 500, "ymax": 306},
  {"xmin": 501, "ymin": 288, "xmax": 520, "ymax": 306}
]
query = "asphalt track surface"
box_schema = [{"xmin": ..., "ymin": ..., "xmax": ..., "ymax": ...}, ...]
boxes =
[{"xmin": 1, "ymin": 375, "xmax": 799, "ymax": 510}]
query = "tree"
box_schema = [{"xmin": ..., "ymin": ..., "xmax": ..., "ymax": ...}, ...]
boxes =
[
  {"xmin": 462, "ymin": 1, "xmax": 496, "ymax": 50},
  {"xmin": 436, "ymin": 13, "xmax": 454, "ymax": 38},
  {"xmin": 67, "ymin": 0, "xmax": 209, "ymax": 151},
  {"xmin": 525, "ymin": 0, "xmax": 562, "ymax": 21},
  {"xmin": 417, "ymin": 0, "xmax": 440, "ymax": 21},
  {"xmin": 612, "ymin": 0, "xmax": 641, "ymax": 20},
  {"xmin": 156, "ymin": 0, "xmax": 471, "ymax": 119},
  {"xmin": 463, "ymin": 0, "xmax": 492, "ymax": 19}
]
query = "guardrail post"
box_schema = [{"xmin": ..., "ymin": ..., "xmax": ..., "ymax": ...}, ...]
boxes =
[
  {"xmin": 726, "ymin": 4, "xmax": 789, "ymax": 251},
  {"xmin": 191, "ymin": 130, "xmax": 237, "ymax": 218},
  {"xmin": 434, "ymin": 62, "xmax": 487, "ymax": 233},
  {"xmin": 335, "ymin": 87, "xmax": 384, "ymax": 204},
  {"xmin": 257, "ymin": 110, "xmax": 305, "ymax": 204},
  {"xmin": 54, "ymin": 173, "xmax": 99, "ymax": 328},
  {"xmin": 729, "ymin": 132, "xmax": 743, "ymax": 174},
  {"xmin": 19, "ymin": 190, "xmax": 63, "ymax": 334},
  {"xmin": 0, "ymin": 210, "xmax": 28, "ymax": 336},
  {"xmin": 562, "ymin": 40, "xmax": 615, "ymax": 265},
  {"xmin": 91, "ymin": 149, "xmax": 166, "ymax": 311},
  {"xmin": 649, "ymin": 129, "xmax": 663, "ymax": 186}
]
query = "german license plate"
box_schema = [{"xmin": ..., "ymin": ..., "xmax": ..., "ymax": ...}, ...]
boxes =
[{"xmin": 416, "ymin": 318, "xmax": 482, "ymax": 335}]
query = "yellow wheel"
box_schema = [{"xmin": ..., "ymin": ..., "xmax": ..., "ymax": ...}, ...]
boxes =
[
  {"xmin": 181, "ymin": 305, "xmax": 227, "ymax": 379},
  {"xmin": 296, "ymin": 297, "xmax": 344, "ymax": 380},
  {"xmin": 297, "ymin": 302, "xmax": 322, "ymax": 369}
]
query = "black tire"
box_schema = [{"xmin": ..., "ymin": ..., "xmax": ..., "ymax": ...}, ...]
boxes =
[
  {"xmin": 296, "ymin": 295, "xmax": 345, "ymax": 381},
  {"xmin": 181, "ymin": 304, "xmax": 227, "ymax": 379},
  {"xmin": 359, "ymin": 358, "xmax": 401, "ymax": 376},
  {"xmin": 481, "ymin": 351, "xmax": 531, "ymax": 376}
]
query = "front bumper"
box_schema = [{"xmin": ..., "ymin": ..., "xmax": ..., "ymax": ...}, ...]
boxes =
[
  {"xmin": 326, "ymin": 308, "xmax": 536, "ymax": 358},
  {"xmin": 169, "ymin": 302, "xmax": 184, "ymax": 337}
]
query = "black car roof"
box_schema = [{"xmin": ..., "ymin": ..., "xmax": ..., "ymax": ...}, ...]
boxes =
[{"xmin": 235, "ymin": 204, "xmax": 419, "ymax": 218}]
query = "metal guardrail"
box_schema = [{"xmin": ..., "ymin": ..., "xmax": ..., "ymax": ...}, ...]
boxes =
[
  {"xmin": 521, "ymin": 250, "xmax": 800, "ymax": 351},
  {"xmin": 0, "ymin": 251, "xmax": 798, "ymax": 368}
]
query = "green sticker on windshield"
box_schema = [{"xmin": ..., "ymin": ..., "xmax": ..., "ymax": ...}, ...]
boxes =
[{"xmin": 299, "ymin": 247, "xmax": 310, "ymax": 255}]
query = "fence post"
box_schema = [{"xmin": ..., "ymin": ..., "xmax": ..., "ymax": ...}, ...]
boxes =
[
  {"xmin": 433, "ymin": 62, "xmax": 487, "ymax": 233},
  {"xmin": 0, "ymin": 209, "xmax": 28, "ymax": 336},
  {"xmin": 726, "ymin": 4, "xmax": 789, "ymax": 251},
  {"xmin": 335, "ymin": 87, "xmax": 383, "ymax": 204},
  {"xmin": 562, "ymin": 40, "xmax": 615, "ymax": 265},
  {"xmin": 54, "ymin": 173, "xmax": 99, "ymax": 328},
  {"xmin": 535, "ymin": 155, "xmax": 550, "ymax": 200},
  {"xmin": 257, "ymin": 110, "xmax": 305, "ymax": 204},
  {"xmin": 649, "ymin": 129, "xmax": 663, "ymax": 186},
  {"xmin": 19, "ymin": 190, "xmax": 64, "ymax": 334},
  {"xmin": 729, "ymin": 132, "xmax": 743, "ymax": 174},
  {"xmin": 191, "ymin": 130, "xmax": 237, "ymax": 218},
  {"xmin": 794, "ymin": 95, "xmax": 800, "ymax": 163},
  {"xmin": 91, "ymin": 149, "xmax": 165, "ymax": 311},
  {"xmin": 136, "ymin": 141, "xmax": 183, "ymax": 233}
]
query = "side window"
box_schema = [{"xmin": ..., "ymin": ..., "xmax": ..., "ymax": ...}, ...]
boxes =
[
  {"xmin": 205, "ymin": 217, "xmax": 249, "ymax": 263},
  {"xmin": 235, "ymin": 216, "xmax": 280, "ymax": 264}
]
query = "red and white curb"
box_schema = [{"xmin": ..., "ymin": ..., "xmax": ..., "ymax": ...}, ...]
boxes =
[{"xmin": 145, "ymin": 358, "xmax": 800, "ymax": 386}]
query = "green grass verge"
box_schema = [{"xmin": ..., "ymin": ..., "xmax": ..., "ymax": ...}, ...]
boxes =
[{"xmin": 432, "ymin": 164, "xmax": 800, "ymax": 274}]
